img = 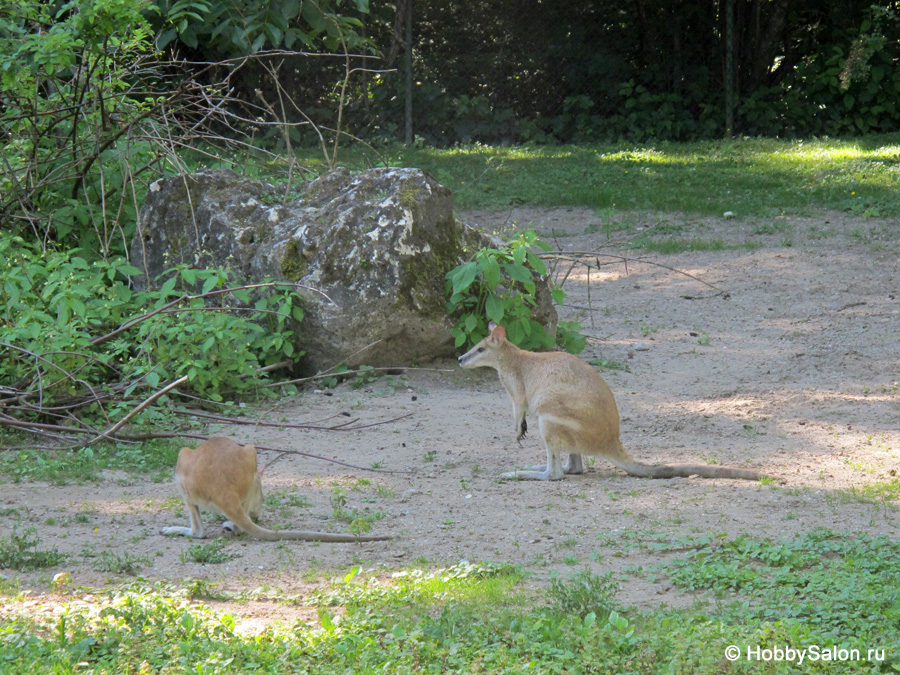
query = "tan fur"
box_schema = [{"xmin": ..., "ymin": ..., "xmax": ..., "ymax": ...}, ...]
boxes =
[
  {"xmin": 160, "ymin": 437, "xmax": 391, "ymax": 542},
  {"xmin": 459, "ymin": 322, "xmax": 775, "ymax": 482}
]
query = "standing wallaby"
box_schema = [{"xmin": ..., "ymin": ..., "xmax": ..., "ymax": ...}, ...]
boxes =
[
  {"xmin": 161, "ymin": 437, "xmax": 392, "ymax": 542},
  {"xmin": 459, "ymin": 322, "xmax": 774, "ymax": 482}
]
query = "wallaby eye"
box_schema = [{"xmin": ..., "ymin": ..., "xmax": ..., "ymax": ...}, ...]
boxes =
[{"xmin": 477, "ymin": 347, "xmax": 485, "ymax": 353}]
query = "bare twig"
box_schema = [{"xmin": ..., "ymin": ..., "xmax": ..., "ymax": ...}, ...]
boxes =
[
  {"xmin": 94, "ymin": 375, "xmax": 190, "ymax": 442},
  {"xmin": 265, "ymin": 365, "xmax": 453, "ymax": 389},
  {"xmin": 541, "ymin": 251, "xmax": 729, "ymax": 297}
]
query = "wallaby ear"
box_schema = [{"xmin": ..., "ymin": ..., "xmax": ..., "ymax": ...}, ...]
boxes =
[{"xmin": 490, "ymin": 323, "xmax": 506, "ymax": 340}]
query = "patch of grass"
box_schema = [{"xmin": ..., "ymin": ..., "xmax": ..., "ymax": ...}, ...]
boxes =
[
  {"xmin": 588, "ymin": 357, "xmax": 631, "ymax": 372},
  {"xmin": 265, "ymin": 491, "xmax": 313, "ymax": 519},
  {"xmin": 0, "ymin": 439, "xmax": 182, "ymax": 485},
  {"xmin": 548, "ymin": 568, "xmax": 619, "ymax": 621},
  {"xmin": 376, "ymin": 484, "xmax": 396, "ymax": 498},
  {"xmin": 833, "ymin": 478, "xmax": 900, "ymax": 507},
  {"xmin": 655, "ymin": 530, "xmax": 900, "ymax": 634},
  {"xmin": 1, "ymin": 544, "xmax": 899, "ymax": 673},
  {"xmin": 329, "ymin": 487, "xmax": 385, "ymax": 534},
  {"xmin": 0, "ymin": 526, "xmax": 67, "ymax": 571},
  {"xmin": 90, "ymin": 550, "xmax": 151, "ymax": 576},
  {"xmin": 296, "ymin": 136, "xmax": 900, "ymax": 216},
  {"xmin": 180, "ymin": 539, "xmax": 240, "ymax": 565},
  {"xmin": 630, "ymin": 236, "xmax": 762, "ymax": 254}
]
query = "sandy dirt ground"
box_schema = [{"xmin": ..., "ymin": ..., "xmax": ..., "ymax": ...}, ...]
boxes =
[{"xmin": 2, "ymin": 207, "xmax": 899, "ymax": 632}]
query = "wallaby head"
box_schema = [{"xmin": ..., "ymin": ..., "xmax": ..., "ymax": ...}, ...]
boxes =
[
  {"xmin": 458, "ymin": 321, "xmax": 508, "ymax": 370},
  {"xmin": 160, "ymin": 437, "xmax": 392, "ymax": 542}
]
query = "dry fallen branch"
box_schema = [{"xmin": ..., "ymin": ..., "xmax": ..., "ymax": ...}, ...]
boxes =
[{"xmin": 542, "ymin": 251, "xmax": 730, "ymax": 300}]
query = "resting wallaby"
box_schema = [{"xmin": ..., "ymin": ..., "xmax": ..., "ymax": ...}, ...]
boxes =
[
  {"xmin": 459, "ymin": 322, "xmax": 774, "ymax": 482},
  {"xmin": 161, "ymin": 437, "xmax": 392, "ymax": 542}
]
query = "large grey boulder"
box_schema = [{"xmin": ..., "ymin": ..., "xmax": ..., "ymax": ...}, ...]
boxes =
[{"xmin": 132, "ymin": 167, "xmax": 556, "ymax": 373}]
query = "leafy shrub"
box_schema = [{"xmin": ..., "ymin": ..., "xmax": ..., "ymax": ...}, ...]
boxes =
[
  {"xmin": 445, "ymin": 230, "xmax": 585, "ymax": 353},
  {"xmin": 0, "ymin": 233, "xmax": 303, "ymax": 426},
  {"xmin": 0, "ymin": 0, "xmax": 159, "ymax": 253}
]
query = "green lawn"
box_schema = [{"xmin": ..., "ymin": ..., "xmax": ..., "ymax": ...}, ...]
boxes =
[
  {"xmin": 292, "ymin": 135, "xmax": 900, "ymax": 216},
  {"xmin": 1, "ymin": 531, "xmax": 898, "ymax": 673}
]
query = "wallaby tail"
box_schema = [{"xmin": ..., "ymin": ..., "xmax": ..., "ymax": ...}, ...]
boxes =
[
  {"xmin": 237, "ymin": 513, "xmax": 392, "ymax": 542},
  {"xmin": 609, "ymin": 456, "xmax": 774, "ymax": 482},
  {"xmin": 274, "ymin": 529, "xmax": 393, "ymax": 542}
]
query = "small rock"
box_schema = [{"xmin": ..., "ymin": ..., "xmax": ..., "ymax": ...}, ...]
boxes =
[{"xmin": 633, "ymin": 342, "xmax": 651, "ymax": 351}]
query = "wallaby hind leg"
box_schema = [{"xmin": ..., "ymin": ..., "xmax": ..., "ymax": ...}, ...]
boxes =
[
  {"xmin": 162, "ymin": 502, "xmax": 206, "ymax": 539},
  {"xmin": 519, "ymin": 454, "xmax": 582, "ymax": 475},
  {"xmin": 564, "ymin": 453, "xmax": 584, "ymax": 474},
  {"xmin": 500, "ymin": 417, "xmax": 565, "ymax": 481}
]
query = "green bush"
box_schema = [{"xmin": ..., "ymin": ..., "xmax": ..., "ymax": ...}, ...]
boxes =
[
  {"xmin": 445, "ymin": 230, "xmax": 585, "ymax": 353},
  {"xmin": 0, "ymin": 233, "xmax": 303, "ymax": 425}
]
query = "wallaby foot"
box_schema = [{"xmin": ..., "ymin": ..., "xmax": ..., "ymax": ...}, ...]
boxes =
[
  {"xmin": 161, "ymin": 526, "xmax": 202, "ymax": 538},
  {"xmin": 501, "ymin": 467, "xmax": 565, "ymax": 481},
  {"xmin": 222, "ymin": 520, "xmax": 238, "ymax": 534},
  {"xmin": 564, "ymin": 453, "xmax": 584, "ymax": 474}
]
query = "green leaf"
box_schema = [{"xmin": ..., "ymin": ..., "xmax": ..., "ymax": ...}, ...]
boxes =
[
  {"xmin": 449, "ymin": 261, "xmax": 478, "ymax": 295},
  {"xmin": 503, "ymin": 262, "xmax": 533, "ymax": 284},
  {"xmin": 526, "ymin": 251, "xmax": 547, "ymax": 276},
  {"xmin": 551, "ymin": 287, "xmax": 566, "ymax": 305},
  {"xmin": 481, "ymin": 254, "xmax": 501, "ymax": 290},
  {"xmin": 512, "ymin": 244, "xmax": 526, "ymax": 266},
  {"xmin": 485, "ymin": 293, "xmax": 504, "ymax": 324},
  {"xmin": 201, "ymin": 275, "xmax": 218, "ymax": 295},
  {"xmin": 159, "ymin": 276, "xmax": 178, "ymax": 298}
]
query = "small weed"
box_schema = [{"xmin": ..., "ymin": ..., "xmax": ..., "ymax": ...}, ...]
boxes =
[
  {"xmin": 423, "ymin": 450, "xmax": 437, "ymax": 462},
  {"xmin": 348, "ymin": 365, "xmax": 379, "ymax": 389},
  {"xmin": 184, "ymin": 578, "xmax": 228, "ymax": 600},
  {"xmin": 834, "ymin": 478, "xmax": 900, "ymax": 507},
  {"xmin": 548, "ymin": 568, "xmax": 619, "ymax": 621},
  {"xmin": 180, "ymin": 539, "xmax": 239, "ymax": 564},
  {"xmin": 844, "ymin": 457, "xmax": 878, "ymax": 473},
  {"xmin": 331, "ymin": 486, "xmax": 385, "ymax": 533},
  {"xmin": 91, "ymin": 550, "xmax": 151, "ymax": 575},
  {"xmin": 351, "ymin": 479, "xmax": 372, "ymax": 491},
  {"xmin": 752, "ymin": 220, "xmax": 790, "ymax": 235},
  {"xmin": 0, "ymin": 525, "xmax": 67, "ymax": 571},
  {"xmin": 588, "ymin": 358, "xmax": 631, "ymax": 372}
]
